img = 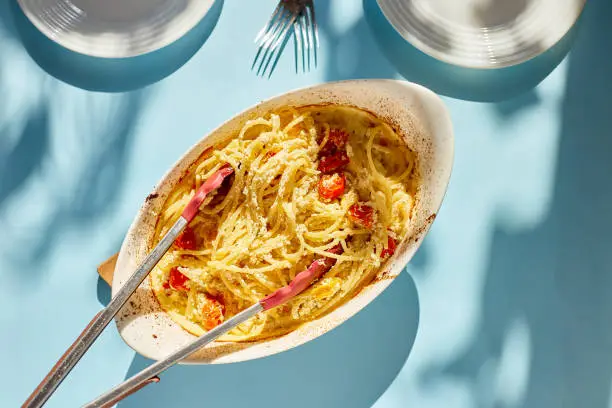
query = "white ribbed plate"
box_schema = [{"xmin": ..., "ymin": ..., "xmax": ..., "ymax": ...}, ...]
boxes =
[
  {"xmin": 376, "ymin": 0, "xmax": 586, "ymax": 68},
  {"xmin": 17, "ymin": 0, "xmax": 215, "ymax": 58}
]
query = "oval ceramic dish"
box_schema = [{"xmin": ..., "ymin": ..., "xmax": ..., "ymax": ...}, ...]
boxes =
[{"xmin": 112, "ymin": 79, "xmax": 454, "ymax": 364}]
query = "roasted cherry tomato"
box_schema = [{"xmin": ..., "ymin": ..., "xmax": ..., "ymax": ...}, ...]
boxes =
[
  {"xmin": 320, "ymin": 128, "xmax": 349, "ymax": 155},
  {"xmin": 381, "ymin": 235, "xmax": 397, "ymax": 258},
  {"xmin": 318, "ymin": 150, "xmax": 350, "ymax": 173},
  {"xmin": 318, "ymin": 172, "xmax": 346, "ymax": 200},
  {"xmin": 202, "ymin": 295, "xmax": 225, "ymax": 331},
  {"xmin": 175, "ymin": 226, "xmax": 197, "ymax": 250},
  {"xmin": 348, "ymin": 203, "xmax": 375, "ymax": 229},
  {"xmin": 168, "ymin": 267, "xmax": 190, "ymax": 291},
  {"xmin": 329, "ymin": 128, "xmax": 349, "ymax": 148},
  {"xmin": 328, "ymin": 243, "xmax": 343, "ymax": 254}
]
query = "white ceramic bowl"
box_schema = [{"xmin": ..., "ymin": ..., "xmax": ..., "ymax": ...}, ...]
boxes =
[
  {"xmin": 376, "ymin": 0, "xmax": 585, "ymax": 69},
  {"xmin": 112, "ymin": 79, "xmax": 454, "ymax": 364},
  {"xmin": 17, "ymin": 0, "xmax": 216, "ymax": 58}
]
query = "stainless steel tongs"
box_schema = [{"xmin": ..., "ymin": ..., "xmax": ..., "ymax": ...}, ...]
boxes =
[{"xmin": 22, "ymin": 165, "xmax": 235, "ymax": 408}]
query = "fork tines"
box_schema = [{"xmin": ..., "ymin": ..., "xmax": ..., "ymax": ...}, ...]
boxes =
[{"xmin": 252, "ymin": 0, "xmax": 319, "ymax": 78}]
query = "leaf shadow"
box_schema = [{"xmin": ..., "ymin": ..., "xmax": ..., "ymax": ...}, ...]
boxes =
[
  {"xmin": 0, "ymin": 91, "xmax": 147, "ymax": 286},
  {"xmin": 0, "ymin": 103, "xmax": 50, "ymax": 206}
]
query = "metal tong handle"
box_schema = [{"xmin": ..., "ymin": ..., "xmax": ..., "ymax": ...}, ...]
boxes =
[
  {"xmin": 83, "ymin": 246, "xmax": 342, "ymax": 407},
  {"xmin": 83, "ymin": 303, "xmax": 264, "ymax": 408},
  {"xmin": 22, "ymin": 219, "xmax": 186, "ymax": 408},
  {"xmin": 22, "ymin": 166, "xmax": 234, "ymax": 408}
]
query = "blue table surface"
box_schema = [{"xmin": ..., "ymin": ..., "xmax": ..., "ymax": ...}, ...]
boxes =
[{"xmin": 2, "ymin": 0, "xmax": 612, "ymax": 407}]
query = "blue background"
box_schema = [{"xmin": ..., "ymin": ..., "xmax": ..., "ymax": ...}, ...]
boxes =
[{"xmin": 1, "ymin": 0, "xmax": 611, "ymax": 407}]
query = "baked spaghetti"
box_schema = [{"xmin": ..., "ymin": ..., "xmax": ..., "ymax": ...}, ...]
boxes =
[{"xmin": 150, "ymin": 105, "xmax": 418, "ymax": 341}]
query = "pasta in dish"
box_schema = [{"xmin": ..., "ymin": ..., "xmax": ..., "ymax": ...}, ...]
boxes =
[{"xmin": 150, "ymin": 105, "xmax": 418, "ymax": 341}]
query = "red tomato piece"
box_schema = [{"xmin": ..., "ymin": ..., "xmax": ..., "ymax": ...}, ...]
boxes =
[
  {"xmin": 202, "ymin": 295, "xmax": 225, "ymax": 331},
  {"xmin": 320, "ymin": 128, "xmax": 349, "ymax": 155},
  {"xmin": 329, "ymin": 128, "xmax": 349, "ymax": 148},
  {"xmin": 348, "ymin": 203, "xmax": 375, "ymax": 229},
  {"xmin": 175, "ymin": 226, "xmax": 197, "ymax": 250},
  {"xmin": 328, "ymin": 243, "xmax": 343, "ymax": 254},
  {"xmin": 381, "ymin": 236, "xmax": 397, "ymax": 258},
  {"xmin": 168, "ymin": 267, "xmax": 190, "ymax": 291},
  {"xmin": 318, "ymin": 150, "xmax": 350, "ymax": 173},
  {"xmin": 318, "ymin": 173, "xmax": 346, "ymax": 200}
]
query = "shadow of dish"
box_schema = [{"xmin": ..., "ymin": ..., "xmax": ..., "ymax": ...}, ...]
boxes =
[
  {"xmin": 116, "ymin": 271, "xmax": 420, "ymax": 408},
  {"xmin": 9, "ymin": 0, "xmax": 224, "ymax": 92},
  {"xmin": 363, "ymin": 0, "xmax": 581, "ymax": 102},
  {"xmin": 97, "ymin": 276, "xmax": 111, "ymax": 307}
]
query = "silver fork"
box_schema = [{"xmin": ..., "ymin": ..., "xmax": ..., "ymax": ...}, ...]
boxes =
[
  {"xmin": 294, "ymin": 0, "xmax": 318, "ymax": 73},
  {"xmin": 252, "ymin": 0, "xmax": 318, "ymax": 77}
]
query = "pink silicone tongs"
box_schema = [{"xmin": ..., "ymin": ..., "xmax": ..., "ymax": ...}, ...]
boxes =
[{"xmin": 22, "ymin": 165, "xmax": 235, "ymax": 408}]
